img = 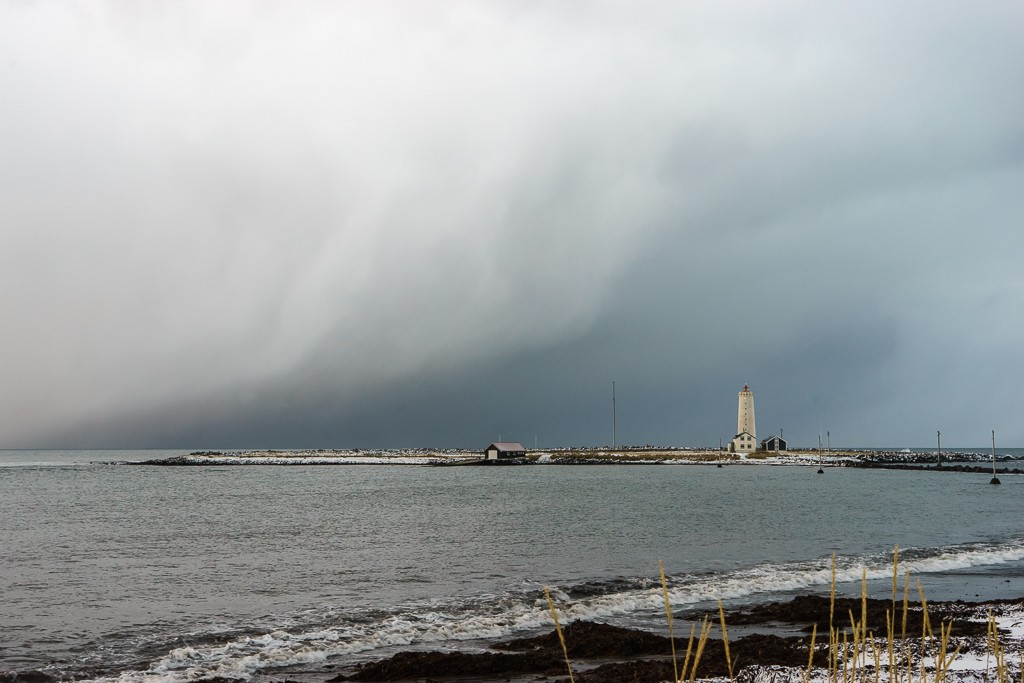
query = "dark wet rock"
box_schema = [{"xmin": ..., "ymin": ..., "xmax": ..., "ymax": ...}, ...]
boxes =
[
  {"xmin": 719, "ymin": 595, "xmax": 989, "ymax": 637},
  {"xmin": 332, "ymin": 621, "xmax": 675, "ymax": 681},
  {"xmin": 564, "ymin": 658, "xmax": 675, "ymax": 683},
  {"xmin": 563, "ymin": 633, "xmax": 809, "ymax": 683},
  {"xmin": 495, "ymin": 620, "xmax": 672, "ymax": 658},
  {"xmin": 331, "ymin": 622, "xmax": 812, "ymax": 682},
  {"xmin": 848, "ymin": 451, "xmax": 1015, "ymax": 465},
  {"xmin": 132, "ymin": 455, "xmax": 202, "ymax": 466},
  {"xmin": 325, "ymin": 598, "xmax": 1015, "ymax": 682},
  {"xmin": 436, "ymin": 458, "xmax": 534, "ymax": 467},
  {"xmin": 847, "ymin": 461, "xmax": 1023, "ymax": 474},
  {"xmin": 712, "ymin": 633, "xmax": 811, "ymax": 674},
  {"xmin": 328, "ymin": 650, "xmax": 564, "ymax": 681},
  {"xmin": 561, "ymin": 578, "xmax": 656, "ymax": 600}
]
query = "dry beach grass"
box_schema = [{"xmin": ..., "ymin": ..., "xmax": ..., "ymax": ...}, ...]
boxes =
[
  {"xmin": 334, "ymin": 547, "xmax": 1024, "ymax": 683},
  {"xmin": 533, "ymin": 547, "xmax": 1023, "ymax": 683}
]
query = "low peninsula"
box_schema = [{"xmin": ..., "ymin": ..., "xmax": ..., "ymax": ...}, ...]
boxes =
[{"xmin": 135, "ymin": 447, "xmax": 1024, "ymax": 471}]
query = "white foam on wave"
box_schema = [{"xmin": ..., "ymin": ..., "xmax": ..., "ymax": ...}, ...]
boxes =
[
  {"xmin": 550, "ymin": 538, "xmax": 1024, "ymax": 624},
  {"xmin": 905, "ymin": 543, "xmax": 1024, "ymax": 575},
  {"xmin": 86, "ymin": 538, "xmax": 1024, "ymax": 683},
  {"xmin": 93, "ymin": 607, "xmax": 559, "ymax": 683}
]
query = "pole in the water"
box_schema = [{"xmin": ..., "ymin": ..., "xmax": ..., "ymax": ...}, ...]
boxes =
[
  {"xmin": 817, "ymin": 434, "xmax": 824, "ymax": 474},
  {"xmin": 991, "ymin": 429, "xmax": 1001, "ymax": 485}
]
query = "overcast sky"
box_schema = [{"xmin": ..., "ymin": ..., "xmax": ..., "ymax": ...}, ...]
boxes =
[{"xmin": 2, "ymin": 1, "xmax": 1022, "ymax": 450}]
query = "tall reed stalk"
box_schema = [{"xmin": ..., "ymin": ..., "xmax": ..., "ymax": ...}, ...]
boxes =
[
  {"xmin": 804, "ymin": 623, "xmax": 819, "ymax": 683},
  {"xmin": 543, "ymin": 586, "xmax": 575, "ymax": 683},
  {"xmin": 719, "ymin": 600, "xmax": 735, "ymax": 683},
  {"xmin": 687, "ymin": 616, "xmax": 713, "ymax": 683},
  {"xmin": 546, "ymin": 549, "xmax": 1007, "ymax": 683},
  {"xmin": 820, "ymin": 546, "xmax": 969, "ymax": 683},
  {"xmin": 660, "ymin": 561, "xmax": 679, "ymax": 683},
  {"xmin": 830, "ymin": 553, "xmax": 838, "ymax": 683}
]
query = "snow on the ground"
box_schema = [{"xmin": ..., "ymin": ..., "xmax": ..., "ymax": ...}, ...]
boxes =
[
  {"xmin": 762, "ymin": 602, "xmax": 1024, "ymax": 683},
  {"xmin": 155, "ymin": 448, "xmax": 1018, "ymax": 468},
  {"xmin": 684, "ymin": 602, "xmax": 1024, "ymax": 683},
  {"xmin": 174, "ymin": 449, "xmax": 479, "ymax": 465}
]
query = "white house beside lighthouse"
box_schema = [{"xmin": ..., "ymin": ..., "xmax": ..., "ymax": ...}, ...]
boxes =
[{"xmin": 729, "ymin": 385, "xmax": 757, "ymax": 453}]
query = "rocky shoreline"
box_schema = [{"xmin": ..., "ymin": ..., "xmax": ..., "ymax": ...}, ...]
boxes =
[
  {"xmin": 303, "ymin": 595, "xmax": 1021, "ymax": 683},
  {"xmin": 847, "ymin": 461, "xmax": 1024, "ymax": 474},
  {"xmin": 3, "ymin": 589, "xmax": 1021, "ymax": 683}
]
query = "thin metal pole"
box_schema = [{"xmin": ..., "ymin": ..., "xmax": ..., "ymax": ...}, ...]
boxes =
[
  {"xmin": 817, "ymin": 433, "xmax": 824, "ymax": 474},
  {"xmin": 991, "ymin": 429, "xmax": 1001, "ymax": 485},
  {"xmin": 937, "ymin": 430, "xmax": 942, "ymax": 468},
  {"xmin": 612, "ymin": 381, "xmax": 617, "ymax": 450}
]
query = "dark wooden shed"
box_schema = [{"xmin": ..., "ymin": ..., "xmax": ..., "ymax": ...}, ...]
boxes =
[
  {"xmin": 484, "ymin": 442, "xmax": 527, "ymax": 460},
  {"xmin": 759, "ymin": 435, "xmax": 788, "ymax": 452}
]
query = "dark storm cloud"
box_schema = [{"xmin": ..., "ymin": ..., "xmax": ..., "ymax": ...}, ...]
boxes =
[{"xmin": 1, "ymin": 1, "xmax": 1022, "ymax": 448}]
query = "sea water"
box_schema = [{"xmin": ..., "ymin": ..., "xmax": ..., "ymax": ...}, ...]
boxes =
[{"xmin": 1, "ymin": 450, "xmax": 1022, "ymax": 682}]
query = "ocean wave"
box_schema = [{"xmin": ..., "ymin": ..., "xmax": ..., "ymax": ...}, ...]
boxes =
[{"xmin": 85, "ymin": 537, "xmax": 1024, "ymax": 683}]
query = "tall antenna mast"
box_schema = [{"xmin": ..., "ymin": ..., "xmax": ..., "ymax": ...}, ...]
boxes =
[{"xmin": 612, "ymin": 381, "xmax": 617, "ymax": 450}]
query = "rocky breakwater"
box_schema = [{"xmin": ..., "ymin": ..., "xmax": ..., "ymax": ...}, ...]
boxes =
[{"xmin": 848, "ymin": 451, "xmax": 1024, "ymax": 474}]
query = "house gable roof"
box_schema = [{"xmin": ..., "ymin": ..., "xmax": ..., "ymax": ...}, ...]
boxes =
[{"xmin": 487, "ymin": 442, "xmax": 526, "ymax": 452}]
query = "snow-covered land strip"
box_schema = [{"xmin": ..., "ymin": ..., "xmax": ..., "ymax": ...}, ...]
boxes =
[
  {"xmin": 151, "ymin": 449, "xmax": 481, "ymax": 465},
  {"xmin": 534, "ymin": 450, "xmax": 856, "ymax": 466},
  {"xmin": 136, "ymin": 448, "xmax": 1022, "ymax": 467}
]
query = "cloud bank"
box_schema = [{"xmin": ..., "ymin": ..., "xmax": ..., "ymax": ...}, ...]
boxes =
[{"xmin": 1, "ymin": 1, "xmax": 1022, "ymax": 448}]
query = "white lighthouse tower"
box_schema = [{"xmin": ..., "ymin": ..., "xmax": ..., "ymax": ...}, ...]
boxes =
[{"xmin": 730, "ymin": 385, "xmax": 757, "ymax": 453}]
